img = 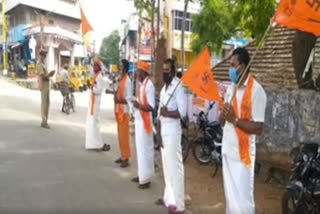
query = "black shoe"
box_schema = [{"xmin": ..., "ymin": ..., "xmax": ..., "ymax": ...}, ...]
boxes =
[
  {"xmin": 131, "ymin": 176, "xmax": 139, "ymax": 183},
  {"xmin": 138, "ymin": 182, "xmax": 150, "ymax": 189},
  {"xmin": 114, "ymin": 158, "xmax": 122, "ymax": 164},
  {"xmin": 101, "ymin": 144, "xmax": 110, "ymax": 152},
  {"xmin": 120, "ymin": 160, "xmax": 129, "ymax": 168}
]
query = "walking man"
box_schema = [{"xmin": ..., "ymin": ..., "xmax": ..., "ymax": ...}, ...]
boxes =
[
  {"xmin": 60, "ymin": 64, "xmax": 70, "ymax": 113},
  {"xmin": 114, "ymin": 59, "xmax": 132, "ymax": 168},
  {"xmin": 220, "ymin": 47, "xmax": 267, "ymax": 214},
  {"xmin": 132, "ymin": 60, "xmax": 155, "ymax": 189},
  {"xmin": 38, "ymin": 48, "xmax": 55, "ymax": 129},
  {"xmin": 156, "ymin": 59, "xmax": 187, "ymax": 214},
  {"xmin": 85, "ymin": 58, "xmax": 110, "ymax": 152}
]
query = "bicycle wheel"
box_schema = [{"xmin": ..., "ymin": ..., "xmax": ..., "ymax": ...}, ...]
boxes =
[{"xmin": 71, "ymin": 94, "xmax": 75, "ymax": 112}]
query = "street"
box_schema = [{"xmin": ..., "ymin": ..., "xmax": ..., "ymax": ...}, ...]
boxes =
[{"xmin": 0, "ymin": 78, "xmax": 166, "ymax": 214}]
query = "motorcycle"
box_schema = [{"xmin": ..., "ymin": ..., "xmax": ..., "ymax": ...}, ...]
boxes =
[
  {"xmin": 192, "ymin": 104, "xmax": 223, "ymax": 177},
  {"xmin": 282, "ymin": 142, "xmax": 320, "ymax": 214}
]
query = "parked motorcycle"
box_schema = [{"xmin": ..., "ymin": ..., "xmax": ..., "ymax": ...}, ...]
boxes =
[
  {"xmin": 192, "ymin": 106, "xmax": 223, "ymax": 177},
  {"xmin": 282, "ymin": 142, "xmax": 320, "ymax": 214}
]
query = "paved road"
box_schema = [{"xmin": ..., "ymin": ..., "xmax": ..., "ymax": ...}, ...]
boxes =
[{"xmin": 0, "ymin": 78, "xmax": 166, "ymax": 214}]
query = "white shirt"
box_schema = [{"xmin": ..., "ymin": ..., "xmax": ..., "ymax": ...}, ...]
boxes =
[
  {"xmin": 222, "ymin": 77, "xmax": 267, "ymax": 161},
  {"xmin": 60, "ymin": 69, "xmax": 69, "ymax": 82},
  {"xmin": 134, "ymin": 78, "xmax": 155, "ymax": 122},
  {"xmin": 159, "ymin": 78, "xmax": 187, "ymax": 135}
]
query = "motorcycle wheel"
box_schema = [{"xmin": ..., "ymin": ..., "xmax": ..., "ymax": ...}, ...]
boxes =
[
  {"xmin": 192, "ymin": 138, "xmax": 211, "ymax": 165},
  {"xmin": 63, "ymin": 101, "xmax": 70, "ymax": 115},
  {"xmin": 282, "ymin": 190, "xmax": 308, "ymax": 214},
  {"xmin": 211, "ymin": 161, "xmax": 219, "ymax": 178},
  {"xmin": 181, "ymin": 134, "xmax": 190, "ymax": 162}
]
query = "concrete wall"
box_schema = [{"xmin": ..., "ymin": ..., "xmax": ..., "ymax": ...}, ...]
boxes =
[{"xmin": 257, "ymin": 88, "xmax": 320, "ymax": 155}]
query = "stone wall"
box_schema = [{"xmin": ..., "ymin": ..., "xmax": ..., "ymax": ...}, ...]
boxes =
[{"xmin": 256, "ymin": 88, "xmax": 320, "ymax": 167}]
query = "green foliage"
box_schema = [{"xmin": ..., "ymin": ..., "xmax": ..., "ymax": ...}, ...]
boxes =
[
  {"xmin": 99, "ymin": 30, "xmax": 120, "ymax": 67},
  {"xmin": 191, "ymin": 0, "xmax": 277, "ymax": 54},
  {"xmin": 130, "ymin": 0, "xmax": 154, "ymax": 18}
]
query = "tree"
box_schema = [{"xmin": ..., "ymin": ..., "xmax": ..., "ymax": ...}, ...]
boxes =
[
  {"xmin": 191, "ymin": 0, "xmax": 276, "ymax": 54},
  {"xmin": 99, "ymin": 30, "xmax": 120, "ymax": 68}
]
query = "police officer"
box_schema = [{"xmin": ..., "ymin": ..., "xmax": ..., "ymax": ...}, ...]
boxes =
[{"xmin": 38, "ymin": 48, "xmax": 55, "ymax": 129}]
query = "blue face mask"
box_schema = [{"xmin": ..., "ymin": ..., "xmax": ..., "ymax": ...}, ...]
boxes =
[{"xmin": 228, "ymin": 67, "xmax": 239, "ymax": 83}]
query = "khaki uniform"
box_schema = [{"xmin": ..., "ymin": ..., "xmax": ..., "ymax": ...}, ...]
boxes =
[{"xmin": 37, "ymin": 60, "xmax": 50, "ymax": 125}]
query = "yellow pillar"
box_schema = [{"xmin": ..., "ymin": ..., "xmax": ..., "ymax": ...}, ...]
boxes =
[{"xmin": 2, "ymin": 0, "xmax": 7, "ymax": 76}]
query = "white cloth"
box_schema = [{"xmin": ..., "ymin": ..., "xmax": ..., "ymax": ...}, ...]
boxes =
[
  {"xmin": 222, "ymin": 77, "xmax": 267, "ymax": 214},
  {"xmin": 158, "ymin": 78, "xmax": 187, "ymax": 135},
  {"xmin": 158, "ymin": 77, "xmax": 187, "ymax": 212},
  {"xmin": 134, "ymin": 78, "xmax": 155, "ymax": 184},
  {"xmin": 161, "ymin": 133, "xmax": 184, "ymax": 212},
  {"xmin": 123, "ymin": 75, "xmax": 133, "ymax": 114},
  {"xmin": 223, "ymin": 154, "xmax": 255, "ymax": 214},
  {"xmin": 60, "ymin": 69, "xmax": 69, "ymax": 83},
  {"xmin": 85, "ymin": 73, "xmax": 104, "ymax": 149}
]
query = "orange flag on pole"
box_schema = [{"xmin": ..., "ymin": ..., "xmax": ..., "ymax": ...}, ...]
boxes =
[
  {"xmin": 80, "ymin": 7, "xmax": 93, "ymax": 36},
  {"xmin": 273, "ymin": 0, "xmax": 320, "ymax": 36},
  {"xmin": 181, "ymin": 46, "xmax": 222, "ymax": 104}
]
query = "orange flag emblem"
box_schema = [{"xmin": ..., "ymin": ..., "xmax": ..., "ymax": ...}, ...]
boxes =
[
  {"xmin": 80, "ymin": 7, "xmax": 93, "ymax": 36},
  {"xmin": 273, "ymin": 0, "xmax": 320, "ymax": 36},
  {"xmin": 181, "ymin": 46, "xmax": 222, "ymax": 104}
]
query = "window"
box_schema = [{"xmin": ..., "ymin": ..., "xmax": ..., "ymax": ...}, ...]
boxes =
[{"xmin": 172, "ymin": 10, "xmax": 192, "ymax": 32}]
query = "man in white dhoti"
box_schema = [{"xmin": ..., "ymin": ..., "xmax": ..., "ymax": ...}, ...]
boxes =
[
  {"xmin": 85, "ymin": 58, "xmax": 110, "ymax": 152},
  {"xmin": 220, "ymin": 48, "xmax": 267, "ymax": 214},
  {"xmin": 131, "ymin": 60, "xmax": 155, "ymax": 189},
  {"xmin": 156, "ymin": 58, "xmax": 187, "ymax": 214}
]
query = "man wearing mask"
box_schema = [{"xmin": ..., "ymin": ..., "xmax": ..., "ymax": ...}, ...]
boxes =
[
  {"xmin": 37, "ymin": 48, "xmax": 55, "ymax": 129},
  {"xmin": 85, "ymin": 57, "xmax": 110, "ymax": 152},
  {"xmin": 114, "ymin": 59, "xmax": 132, "ymax": 168},
  {"xmin": 132, "ymin": 60, "xmax": 155, "ymax": 189},
  {"xmin": 220, "ymin": 47, "xmax": 267, "ymax": 214},
  {"xmin": 156, "ymin": 58, "xmax": 187, "ymax": 214}
]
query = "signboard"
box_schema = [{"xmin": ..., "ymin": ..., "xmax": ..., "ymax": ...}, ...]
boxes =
[{"xmin": 110, "ymin": 64, "xmax": 118, "ymax": 73}]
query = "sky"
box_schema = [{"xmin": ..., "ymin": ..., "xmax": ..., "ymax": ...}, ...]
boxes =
[{"xmin": 80, "ymin": 0, "xmax": 136, "ymax": 52}]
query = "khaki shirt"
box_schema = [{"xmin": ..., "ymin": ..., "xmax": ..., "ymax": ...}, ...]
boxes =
[{"xmin": 37, "ymin": 60, "xmax": 49, "ymax": 90}]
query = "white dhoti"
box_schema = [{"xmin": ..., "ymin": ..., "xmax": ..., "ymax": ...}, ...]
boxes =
[
  {"xmin": 134, "ymin": 120, "xmax": 154, "ymax": 184},
  {"xmin": 222, "ymin": 154, "xmax": 255, "ymax": 214},
  {"xmin": 161, "ymin": 132, "xmax": 185, "ymax": 212},
  {"xmin": 85, "ymin": 94, "xmax": 103, "ymax": 149}
]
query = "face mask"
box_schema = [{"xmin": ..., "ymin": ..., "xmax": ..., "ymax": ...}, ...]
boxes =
[
  {"xmin": 228, "ymin": 67, "xmax": 239, "ymax": 83},
  {"xmin": 163, "ymin": 72, "xmax": 172, "ymax": 84}
]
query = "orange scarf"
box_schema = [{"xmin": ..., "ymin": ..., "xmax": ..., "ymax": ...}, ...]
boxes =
[
  {"xmin": 138, "ymin": 77, "xmax": 152, "ymax": 134},
  {"xmin": 115, "ymin": 74, "xmax": 128, "ymax": 123},
  {"xmin": 232, "ymin": 75, "xmax": 254, "ymax": 167},
  {"xmin": 90, "ymin": 71, "xmax": 101, "ymax": 116}
]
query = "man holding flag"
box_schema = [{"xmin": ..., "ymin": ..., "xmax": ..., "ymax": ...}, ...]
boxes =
[
  {"xmin": 132, "ymin": 60, "xmax": 155, "ymax": 189},
  {"xmin": 220, "ymin": 47, "xmax": 267, "ymax": 214},
  {"xmin": 156, "ymin": 58, "xmax": 187, "ymax": 214},
  {"xmin": 85, "ymin": 58, "xmax": 110, "ymax": 152}
]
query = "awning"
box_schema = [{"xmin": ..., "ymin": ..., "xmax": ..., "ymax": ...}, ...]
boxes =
[{"xmin": 9, "ymin": 42, "xmax": 22, "ymax": 49}]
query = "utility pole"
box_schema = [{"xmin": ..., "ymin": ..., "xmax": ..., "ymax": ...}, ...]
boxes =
[{"xmin": 2, "ymin": 0, "xmax": 7, "ymax": 76}]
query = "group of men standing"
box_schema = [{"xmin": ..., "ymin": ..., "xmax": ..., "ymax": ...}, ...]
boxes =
[
  {"xmin": 38, "ymin": 46, "xmax": 267, "ymax": 214},
  {"xmin": 85, "ymin": 57, "xmax": 188, "ymax": 214}
]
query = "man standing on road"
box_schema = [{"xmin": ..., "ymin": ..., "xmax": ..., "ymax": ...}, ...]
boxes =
[
  {"xmin": 156, "ymin": 59, "xmax": 187, "ymax": 214},
  {"xmin": 132, "ymin": 60, "xmax": 155, "ymax": 189},
  {"xmin": 114, "ymin": 59, "xmax": 132, "ymax": 168},
  {"xmin": 60, "ymin": 64, "xmax": 70, "ymax": 113},
  {"xmin": 85, "ymin": 58, "xmax": 110, "ymax": 152},
  {"xmin": 37, "ymin": 48, "xmax": 55, "ymax": 129},
  {"xmin": 220, "ymin": 47, "xmax": 267, "ymax": 214}
]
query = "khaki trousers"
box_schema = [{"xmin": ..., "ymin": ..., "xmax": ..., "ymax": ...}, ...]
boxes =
[{"xmin": 41, "ymin": 81, "xmax": 50, "ymax": 125}]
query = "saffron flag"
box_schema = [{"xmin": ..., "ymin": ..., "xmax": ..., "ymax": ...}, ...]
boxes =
[
  {"xmin": 273, "ymin": 0, "xmax": 320, "ymax": 36},
  {"xmin": 80, "ymin": 7, "xmax": 93, "ymax": 36},
  {"xmin": 181, "ymin": 46, "xmax": 222, "ymax": 104}
]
